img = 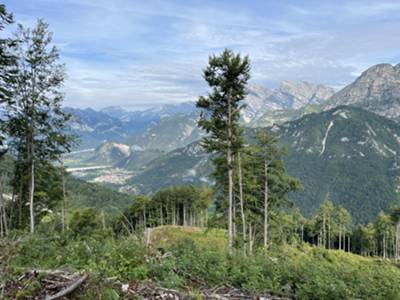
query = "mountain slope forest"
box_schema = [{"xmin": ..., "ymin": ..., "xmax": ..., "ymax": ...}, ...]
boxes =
[{"xmin": 1, "ymin": 4, "xmax": 400, "ymax": 300}]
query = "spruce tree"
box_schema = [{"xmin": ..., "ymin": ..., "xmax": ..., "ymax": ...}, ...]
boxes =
[{"xmin": 197, "ymin": 49, "xmax": 250, "ymax": 252}]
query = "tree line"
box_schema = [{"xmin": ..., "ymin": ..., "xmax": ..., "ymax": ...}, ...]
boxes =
[
  {"xmin": 195, "ymin": 48, "xmax": 400, "ymax": 259},
  {"xmin": 115, "ymin": 185, "xmax": 212, "ymax": 234}
]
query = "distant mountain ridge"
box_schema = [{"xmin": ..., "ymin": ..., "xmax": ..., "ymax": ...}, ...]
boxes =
[
  {"xmin": 64, "ymin": 62, "xmax": 400, "ymax": 223},
  {"xmin": 243, "ymin": 81, "xmax": 334, "ymax": 123},
  {"xmin": 255, "ymin": 63, "xmax": 400, "ymax": 127},
  {"xmin": 325, "ymin": 63, "xmax": 400, "ymax": 120},
  {"xmin": 121, "ymin": 106, "xmax": 400, "ymax": 222},
  {"xmin": 65, "ymin": 102, "xmax": 196, "ymax": 149},
  {"xmin": 66, "ymin": 80, "xmax": 334, "ymax": 149}
]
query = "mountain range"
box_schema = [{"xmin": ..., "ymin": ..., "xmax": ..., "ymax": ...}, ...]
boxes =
[
  {"xmin": 64, "ymin": 63, "xmax": 400, "ymax": 222},
  {"xmin": 66, "ymin": 80, "xmax": 335, "ymax": 149}
]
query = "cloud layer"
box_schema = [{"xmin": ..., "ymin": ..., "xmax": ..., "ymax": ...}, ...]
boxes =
[{"xmin": 4, "ymin": 0, "xmax": 400, "ymax": 109}]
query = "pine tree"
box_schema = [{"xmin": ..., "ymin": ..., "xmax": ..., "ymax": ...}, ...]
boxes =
[
  {"xmin": 3, "ymin": 19, "xmax": 75, "ymax": 233},
  {"xmin": 197, "ymin": 49, "xmax": 250, "ymax": 253}
]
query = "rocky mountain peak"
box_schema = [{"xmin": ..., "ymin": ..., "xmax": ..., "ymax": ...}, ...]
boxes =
[
  {"xmin": 242, "ymin": 81, "xmax": 334, "ymax": 123},
  {"xmin": 325, "ymin": 63, "xmax": 400, "ymax": 120},
  {"xmin": 269, "ymin": 80, "xmax": 335, "ymax": 110}
]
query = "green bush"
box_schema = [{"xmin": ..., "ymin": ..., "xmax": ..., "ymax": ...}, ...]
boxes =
[
  {"xmin": 70, "ymin": 208, "xmax": 101, "ymax": 236},
  {"xmin": 5, "ymin": 228, "xmax": 400, "ymax": 299}
]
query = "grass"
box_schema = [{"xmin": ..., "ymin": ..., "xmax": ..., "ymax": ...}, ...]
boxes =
[{"xmin": 2, "ymin": 226, "xmax": 400, "ymax": 299}]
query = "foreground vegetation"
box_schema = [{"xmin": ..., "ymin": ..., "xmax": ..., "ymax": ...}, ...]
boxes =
[{"xmin": 2, "ymin": 226, "xmax": 400, "ymax": 299}]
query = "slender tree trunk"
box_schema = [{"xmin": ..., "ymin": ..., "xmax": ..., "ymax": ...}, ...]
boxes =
[
  {"xmin": 339, "ymin": 224, "xmax": 342, "ymax": 250},
  {"xmin": 343, "ymin": 231, "xmax": 346, "ymax": 251},
  {"xmin": 237, "ymin": 152, "xmax": 246, "ymax": 244},
  {"xmin": 383, "ymin": 233, "xmax": 387, "ymax": 259},
  {"xmin": 233, "ymin": 195, "xmax": 236, "ymax": 238},
  {"xmin": 396, "ymin": 222, "xmax": 400, "ymax": 261},
  {"xmin": 227, "ymin": 97, "xmax": 233, "ymax": 254},
  {"xmin": 18, "ymin": 181, "xmax": 23, "ymax": 228},
  {"xmin": 327, "ymin": 219, "xmax": 331, "ymax": 249},
  {"xmin": 0, "ymin": 178, "xmax": 7, "ymax": 237},
  {"xmin": 143, "ymin": 204, "xmax": 147, "ymax": 228},
  {"xmin": 348, "ymin": 236, "xmax": 351, "ymax": 252},
  {"xmin": 183, "ymin": 204, "xmax": 187, "ymax": 226},
  {"xmin": 61, "ymin": 169, "xmax": 67, "ymax": 232},
  {"xmin": 227, "ymin": 145, "xmax": 233, "ymax": 253},
  {"xmin": 159, "ymin": 204, "xmax": 163, "ymax": 226},
  {"xmin": 322, "ymin": 214, "xmax": 326, "ymax": 248},
  {"xmin": 263, "ymin": 161, "xmax": 269, "ymax": 248},
  {"xmin": 29, "ymin": 159, "xmax": 35, "ymax": 233},
  {"xmin": 248, "ymin": 222, "xmax": 253, "ymax": 255},
  {"xmin": 301, "ymin": 225, "xmax": 304, "ymax": 243},
  {"xmin": 9, "ymin": 191, "xmax": 15, "ymax": 230}
]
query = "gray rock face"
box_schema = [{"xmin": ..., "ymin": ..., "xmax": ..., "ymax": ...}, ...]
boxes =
[
  {"xmin": 242, "ymin": 85, "xmax": 273, "ymax": 123},
  {"xmin": 270, "ymin": 80, "xmax": 335, "ymax": 109},
  {"xmin": 325, "ymin": 63, "xmax": 400, "ymax": 120},
  {"xmin": 243, "ymin": 81, "xmax": 335, "ymax": 124}
]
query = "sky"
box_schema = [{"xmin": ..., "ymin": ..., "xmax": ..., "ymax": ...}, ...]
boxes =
[{"xmin": 3, "ymin": 0, "xmax": 400, "ymax": 110}]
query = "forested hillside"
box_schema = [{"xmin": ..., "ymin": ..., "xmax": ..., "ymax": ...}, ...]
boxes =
[{"xmin": 280, "ymin": 106, "xmax": 400, "ymax": 222}]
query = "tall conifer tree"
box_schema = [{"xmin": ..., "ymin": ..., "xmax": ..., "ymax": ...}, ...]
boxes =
[{"xmin": 197, "ymin": 49, "xmax": 250, "ymax": 252}]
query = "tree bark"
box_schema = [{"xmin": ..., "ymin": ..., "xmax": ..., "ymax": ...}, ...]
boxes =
[
  {"xmin": 143, "ymin": 204, "xmax": 147, "ymax": 228},
  {"xmin": 248, "ymin": 222, "xmax": 253, "ymax": 255},
  {"xmin": 172, "ymin": 205, "xmax": 176, "ymax": 225},
  {"xmin": 227, "ymin": 98, "xmax": 233, "ymax": 254},
  {"xmin": 29, "ymin": 159, "xmax": 35, "ymax": 233},
  {"xmin": 383, "ymin": 233, "xmax": 386, "ymax": 259},
  {"xmin": 237, "ymin": 152, "xmax": 246, "ymax": 244},
  {"xmin": 263, "ymin": 161, "xmax": 269, "ymax": 248},
  {"xmin": 343, "ymin": 231, "xmax": 346, "ymax": 251},
  {"xmin": 183, "ymin": 204, "xmax": 187, "ymax": 226},
  {"xmin": 301, "ymin": 225, "xmax": 304, "ymax": 243},
  {"xmin": 18, "ymin": 181, "xmax": 23, "ymax": 228},
  {"xmin": 348, "ymin": 236, "xmax": 351, "ymax": 252},
  {"xmin": 160, "ymin": 204, "xmax": 163, "ymax": 226},
  {"xmin": 327, "ymin": 218, "xmax": 331, "ymax": 249},
  {"xmin": 45, "ymin": 274, "xmax": 88, "ymax": 300},
  {"xmin": 0, "ymin": 176, "xmax": 8, "ymax": 237},
  {"xmin": 396, "ymin": 222, "xmax": 400, "ymax": 261},
  {"xmin": 61, "ymin": 169, "xmax": 67, "ymax": 232},
  {"xmin": 322, "ymin": 214, "xmax": 326, "ymax": 248}
]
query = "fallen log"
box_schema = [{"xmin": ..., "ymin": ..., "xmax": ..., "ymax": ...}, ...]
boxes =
[{"xmin": 44, "ymin": 274, "xmax": 88, "ymax": 300}]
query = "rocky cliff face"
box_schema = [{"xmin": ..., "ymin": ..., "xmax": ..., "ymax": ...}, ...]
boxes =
[
  {"xmin": 243, "ymin": 81, "xmax": 334, "ymax": 123},
  {"xmin": 325, "ymin": 63, "xmax": 400, "ymax": 120},
  {"xmin": 270, "ymin": 80, "xmax": 335, "ymax": 109}
]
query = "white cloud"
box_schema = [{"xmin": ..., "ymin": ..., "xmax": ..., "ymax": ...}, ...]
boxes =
[{"xmin": 4, "ymin": 0, "xmax": 400, "ymax": 109}]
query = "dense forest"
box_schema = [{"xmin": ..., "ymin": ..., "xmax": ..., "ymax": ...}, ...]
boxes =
[{"xmin": 1, "ymin": 4, "xmax": 400, "ymax": 299}]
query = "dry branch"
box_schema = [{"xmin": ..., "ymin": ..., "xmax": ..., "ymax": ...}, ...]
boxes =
[{"xmin": 44, "ymin": 274, "xmax": 88, "ymax": 300}]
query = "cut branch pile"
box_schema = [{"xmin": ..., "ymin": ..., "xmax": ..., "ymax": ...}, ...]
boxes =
[
  {"xmin": 124, "ymin": 280, "xmax": 293, "ymax": 300},
  {"xmin": 2, "ymin": 269, "xmax": 88, "ymax": 300}
]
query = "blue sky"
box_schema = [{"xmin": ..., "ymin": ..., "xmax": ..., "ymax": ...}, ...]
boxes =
[{"xmin": 3, "ymin": 0, "xmax": 400, "ymax": 110}]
